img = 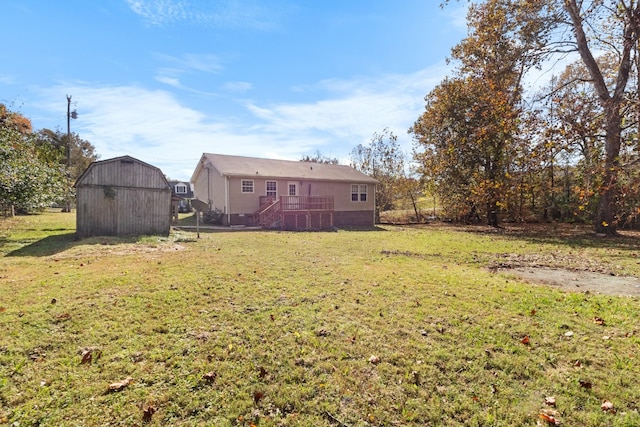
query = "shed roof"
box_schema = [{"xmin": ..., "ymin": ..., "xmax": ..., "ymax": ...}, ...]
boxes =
[
  {"xmin": 192, "ymin": 153, "xmax": 378, "ymax": 183},
  {"xmin": 75, "ymin": 155, "xmax": 170, "ymax": 188}
]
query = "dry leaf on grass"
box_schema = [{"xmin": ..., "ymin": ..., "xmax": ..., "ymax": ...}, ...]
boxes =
[
  {"xmin": 203, "ymin": 371, "xmax": 217, "ymax": 383},
  {"xmin": 544, "ymin": 396, "xmax": 556, "ymax": 406},
  {"xmin": 594, "ymin": 317, "xmax": 606, "ymax": 326},
  {"xmin": 539, "ymin": 412, "xmax": 560, "ymax": 425},
  {"xmin": 80, "ymin": 349, "xmax": 102, "ymax": 365},
  {"xmin": 601, "ymin": 400, "xmax": 614, "ymax": 412},
  {"xmin": 369, "ymin": 355, "xmax": 381, "ymax": 365},
  {"xmin": 108, "ymin": 377, "xmax": 133, "ymax": 392},
  {"xmin": 258, "ymin": 366, "xmax": 268, "ymax": 379},
  {"xmin": 142, "ymin": 404, "xmax": 157, "ymax": 423},
  {"xmin": 579, "ymin": 379, "xmax": 593, "ymax": 389}
]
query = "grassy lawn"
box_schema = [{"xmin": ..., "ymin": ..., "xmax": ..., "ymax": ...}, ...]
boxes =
[{"xmin": 1, "ymin": 211, "xmax": 639, "ymax": 426}]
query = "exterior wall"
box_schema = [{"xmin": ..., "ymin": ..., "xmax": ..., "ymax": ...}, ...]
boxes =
[
  {"xmin": 193, "ymin": 165, "xmax": 226, "ymax": 211},
  {"xmin": 227, "ymin": 176, "xmax": 265, "ymax": 214}
]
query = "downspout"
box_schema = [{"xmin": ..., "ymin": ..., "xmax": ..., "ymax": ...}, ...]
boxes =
[
  {"xmin": 225, "ymin": 176, "xmax": 231, "ymax": 225},
  {"xmin": 207, "ymin": 166, "xmax": 212, "ymax": 209},
  {"xmin": 372, "ymin": 183, "xmax": 376, "ymax": 225}
]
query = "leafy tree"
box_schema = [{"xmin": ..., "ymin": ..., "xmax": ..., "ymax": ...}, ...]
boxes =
[
  {"xmin": 414, "ymin": 0, "xmax": 556, "ymax": 226},
  {"xmin": 0, "ymin": 103, "xmax": 32, "ymax": 133},
  {"xmin": 562, "ymin": 0, "xmax": 640, "ymax": 235},
  {"xmin": 0, "ymin": 105, "xmax": 98, "ymax": 215},
  {"xmin": 300, "ymin": 150, "xmax": 339, "ymax": 165},
  {"xmin": 36, "ymin": 129, "xmax": 99, "ymax": 182},
  {"xmin": 350, "ymin": 128, "xmax": 405, "ymax": 219},
  {"xmin": 0, "ymin": 125, "xmax": 66, "ymax": 214}
]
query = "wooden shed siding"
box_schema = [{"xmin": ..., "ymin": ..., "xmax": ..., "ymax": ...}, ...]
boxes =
[
  {"xmin": 76, "ymin": 157, "xmax": 171, "ymax": 238},
  {"xmin": 76, "ymin": 185, "xmax": 170, "ymax": 237}
]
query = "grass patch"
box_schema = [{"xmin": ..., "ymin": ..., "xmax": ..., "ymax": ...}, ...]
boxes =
[{"xmin": 1, "ymin": 212, "xmax": 639, "ymax": 426}]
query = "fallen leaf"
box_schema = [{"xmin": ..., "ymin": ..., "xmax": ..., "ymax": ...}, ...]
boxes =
[
  {"xmin": 521, "ymin": 335, "xmax": 530, "ymax": 345},
  {"xmin": 579, "ymin": 379, "xmax": 592, "ymax": 389},
  {"xmin": 530, "ymin": 308, "xmax": 537, "ymax": 316},
  {"xmin": 544, "ymin": 396, "xmax": 556, "ymax": 406},
  {"xmin": 369, "ymin": 355, "xmax": 381, "ymax": 365},
  {"xmin": 55, "ymin": 312, "xmax": 71, "ymax": 322},
  {"xmin": 258, "ymin": 366, "xmax": 268, "ymax": 379},
  {"xmin": 594, "ymin": 317, "xmax": 606, "ymax": 326},
  {"xmin": 203, "ymin": 371, "xmax": 217, "ymax": 384},
  {"xmin": 539, "ymin": 413, "xmax": 560, "ymax": 425},
  {"xmin": 142, "ymin": 405, "xmax": 156, "ymax": 423},
  {"xmin": 253, "ymin": 390, "xmax": 265, "ymax": 404},
  {"xmin": 0, "ymin": 307, "xmax": 6, "ymax": 313},
  {"xmin": 601, "ymin": 400, "xmax": 614, "ymax": 412},
  {"xmin": 80, "ymin": 350, "xmax": 102, "ymax": 365},
  {"xmin": 108, "ymin": 377, "xmax": 133, "ymax": 392}
]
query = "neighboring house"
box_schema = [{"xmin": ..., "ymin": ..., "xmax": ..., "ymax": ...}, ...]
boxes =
[
  {"xmin": 75, "ymin": 156, "xmax": 171, "ymax": 238},
  {"xmin": 191, "ymin": 153, "xmax": 378, "ymax": 230},
  {"xmin": 168, "ymin": 180, "xmax": 194, "ymax": 213}
]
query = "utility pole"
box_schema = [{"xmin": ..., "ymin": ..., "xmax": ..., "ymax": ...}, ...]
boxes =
[{"xmin": 65, "ymin": 95, "xmax": 77, "ymax": 212}]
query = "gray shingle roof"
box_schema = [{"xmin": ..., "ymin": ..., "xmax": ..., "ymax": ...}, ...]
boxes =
[{"xmin": 197, "ymin": 153, "xmax": 378, "ymax": 183}]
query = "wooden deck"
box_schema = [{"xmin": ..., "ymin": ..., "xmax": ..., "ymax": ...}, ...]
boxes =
[{"xmin": 254, "ymin": 196, "xmax": 334, "ymax": 230}]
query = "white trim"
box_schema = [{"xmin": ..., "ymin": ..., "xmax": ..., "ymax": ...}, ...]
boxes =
[
  {"xmin": 266, "ymin": 180, "xmax": 277, "ymax": 197},
  {"xmin": 287, "ymin": 181, "xmax": 298, "ymax": 196},
  {"xmin": 241, "ymin": 179, "xmax": 254, "ymax": 193}
]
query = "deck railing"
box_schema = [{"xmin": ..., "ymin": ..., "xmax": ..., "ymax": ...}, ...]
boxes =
[
  {"xmin": 280, "ymin": 195, "xmax": 334, "ymax": 211},
  {"xmin": 255, "ymin": 196, "xmax": 334, "ymax": 229}
]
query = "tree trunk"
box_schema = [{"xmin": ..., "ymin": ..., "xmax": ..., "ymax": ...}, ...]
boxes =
[
  {"xmin": 564, "ymin": 0, "xmax": 639, "ymax": 236},
  {"xmin": 594, "ymin": 103, "xmax": 622, "ymax": 235}
]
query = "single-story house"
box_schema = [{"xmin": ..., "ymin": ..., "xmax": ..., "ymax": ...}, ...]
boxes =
[
  {"xmin": 191, "ymin": 153, "xmax": 378, "ymax": 230},
  {"xmin": 168, "ymin": 180, "xmax": 194, "ymax": 215},
  {"xmin": 75, "ymin": 156, "xmax": 172, "ymax": 238}
]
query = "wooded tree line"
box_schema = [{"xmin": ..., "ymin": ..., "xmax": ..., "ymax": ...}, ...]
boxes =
[
  {"xmin": 0, "ymin": 104, "xmax": 98, "ymax": 215},
  {"xmin": 410, "ymin": 0, "xmax": 640, "ymax": 235}
]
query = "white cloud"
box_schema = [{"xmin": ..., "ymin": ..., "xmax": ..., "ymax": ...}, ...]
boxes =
[
  {"xmin": 125, "ymin": 0, "xmax": 287, "ymax": 30},
  {"xmin": 223, "ymin": 81, "xmax": 253, "ymax": 92},
  {"xmin": 35, "ymin": 63, "xmax": 449, "ymax": 180}
]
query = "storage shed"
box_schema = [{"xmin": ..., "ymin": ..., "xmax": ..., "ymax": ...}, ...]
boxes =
[{"xmin": 75, "ymin": 156, "xmax": 171, "ymax": 238}]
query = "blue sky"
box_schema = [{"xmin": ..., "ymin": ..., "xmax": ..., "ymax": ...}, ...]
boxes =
[{"xmin": 1, "ymin": 1, "xmax": 469, "ymax": 181}]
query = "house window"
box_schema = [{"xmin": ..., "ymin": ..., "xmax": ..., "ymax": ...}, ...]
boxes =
[
  {"xmin": 288, "ymin": 182, "xmax": 298, "ymax": 196},
  {"xmin": 266, "ymin": 181, "xmax": 277, "ymax": 197},
  {"xmin": 175, "ymin": 184, "xmax": 187, "ymax": 194},
  {"xmin": 351, "ymin": 184, "xmax": 367, "ymax": 202},
  {"xmin": 241, "ymin": 180, "xmax": 254, "ymax": 193}
]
